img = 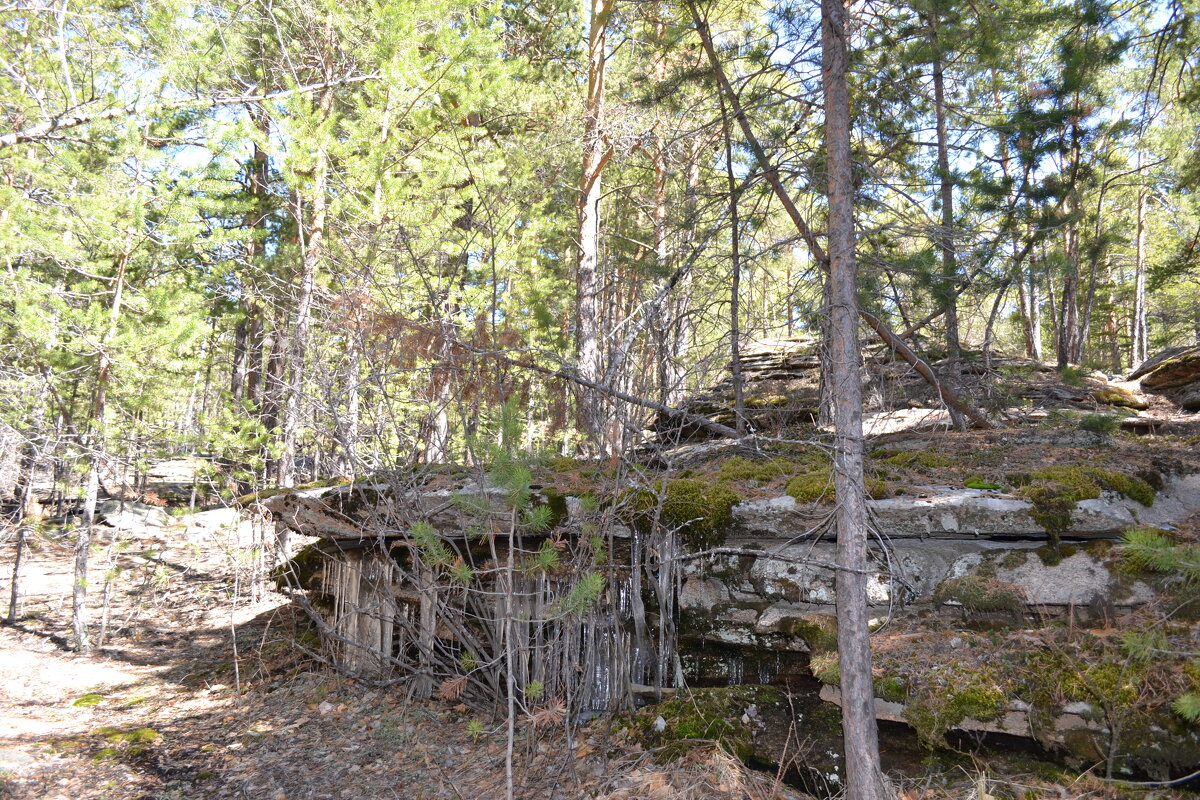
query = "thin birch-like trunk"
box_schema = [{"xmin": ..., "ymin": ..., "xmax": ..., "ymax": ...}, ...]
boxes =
[
  {"xmin": 1132, "ymin": 185, "xmax": 1149, "ymax": 367},
  {"xmin": 576, "ymin": 0, "xmax": 615, "ymax": 454},
  {"xmin": 279, "ymin": 20, "xmax": 334, "ymax": 488},
  {"xmin": 76, "ymin": 248, "xmax": 128, "ymax": 654},
  {"xmin": 720, "ymin": 94, "xmax": 746, "ymax": 434}
]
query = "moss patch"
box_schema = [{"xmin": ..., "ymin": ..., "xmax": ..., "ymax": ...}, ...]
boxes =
[
  {"xmin": 810, "ymin": 652, "xmax": 840, "ymax": 686},
  {"xmin": 1091, "ymin": 386, "xmax": 1146, "ymax": 409},
  {"xmin": 785, "ymin": 468, "xmax": 888, "ymax": 504},
  {"xmin": 632, "ymin": 479, "xmax": 740, "ymax": 550},
  {"xmin": 91, "ymin": 726, "xmax": 161, "ymax": 761},
  {"xmin": 785, "ymin": 470, "xmax": 836, "ymax": 503},
  {"xmin": 1007, "ymin": 465, "xmax": 1155, "ymax": 548},
  {"xmin": 904, "ymin": 680, "xmax": 1007, "ymax": 749},
  {"xmin": 630, "ymin": 686, "xmax": 784, "ymax": 762},
  {"xmin": 233, "ymin": 476, "xmax": 352, "ymax": 507},
  {"xmin": 874, "ymin": 450, "xmax": 957, "ymax": 469},
  {"xmin": 777, "ymin": 615, "xmax": 838, "ymax": 653},
  {"xmin": 1008, "ymin": 466, "xmax": 1155, "ymax": 507},
  {"xmin": 718, "ymin": 456, "xmax": 800, "ymax": 483},
  {"xmin": 933, "ymin": 576, "xmax": 1025, "ymax": 616}
]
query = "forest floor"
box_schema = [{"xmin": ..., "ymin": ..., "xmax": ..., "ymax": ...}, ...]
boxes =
[{"xmin": 0, "ymin": 507, "xmax": 809, "ymax": 800}]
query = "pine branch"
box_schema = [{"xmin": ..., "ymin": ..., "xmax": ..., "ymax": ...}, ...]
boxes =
[
  {"xmin": 688, "ymin": 2, "xmax": 994, "ymax": 431},
  {"xmin": 0, "ymin": 74, "xmax": 379, "ymax": 151}
]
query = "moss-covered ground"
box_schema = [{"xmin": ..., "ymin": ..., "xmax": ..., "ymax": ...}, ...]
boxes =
[
  {"xmin": 624, "ymin": 685, "xmax": 785, "ymax": 762},
  {"xmin": 804, "ymin": 520, "xmax": 1200, "ymax": 778}
]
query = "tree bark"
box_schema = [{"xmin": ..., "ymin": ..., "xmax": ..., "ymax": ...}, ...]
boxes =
[
  {"xmin": 1079, "ymin": 177, "xmax": 1110, "ymax": 364},
  {"xmin": 1028, "ymin": 265, "xmax": 1042, "ymax": 361},
  {"xmin": 230, "ymin": 317, "xmax": 248, "ymax": 402},
  {"xmin": 7, "ymin": 431, "xmax": 39, "ymax": 623},
  {"xmin": 1132, "ymin": 184, "xmax": 1149, "ymax": 367},
  {"xmin": 576, "ymin": 0, "xmax": 615, "ymax": 454},
  {"xmin": 75, "ymin": 248, "xmax": 128, "ymax": 654},
  {"xmin": 928, "ymin": 20, "xmax": 959, "ymax": 357},
  {"xmin": 720, "ymin": 93, "xmax": 746, "ymax": 434},
  {"xmin": 821, "ymin": 1, "xmax": 889, "ymax": 796},
  {"xmin": 1057, "ymin": 115, "xmax": 1083, "ymax": 367}
]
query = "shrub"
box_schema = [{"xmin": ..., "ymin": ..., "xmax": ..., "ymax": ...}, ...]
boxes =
[
  {"xmin": 1059, "ymin": 365, "xmax": 1087, "ymax": 387},
  {"xmin": 1079, "ymin": 413, "xmax": 1120, "ymax": 434}
]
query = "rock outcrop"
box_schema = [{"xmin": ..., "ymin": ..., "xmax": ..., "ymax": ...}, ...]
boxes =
[
  {"xmin": 95, "ymin": 499, "xmax": 171, "ymax": 530},
  {"xmin": 1130, "ymin": 345, "xmax": 1200, "ymax": 412}
]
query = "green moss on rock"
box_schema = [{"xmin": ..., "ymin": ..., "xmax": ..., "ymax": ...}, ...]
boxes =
[
  {"xmin": 810, "ymin": 652, "xmax": 840, "ymax": 686},
  {"xmin": 933, "ymin": 576, "xmax": 1026, "ymax": 615},
  {"xmin": 1007, "ymin": 465, "xmax": 1155, "ymax": 548},
  {"xmin": 904, "ymin": 681, "xmax": 1007, "ymax": 749},
  {"xmin": 875, "ymin": 450, "xmax": 956, "ymax": 469},
  {"xmin": 632, "ymin": 479, "xmax": 740, "ymax": 550},
  {"xmin": 1091, "ymin": 386, "xmax": 1146, "ymax": 409},
  {"xmin": 631, "ymin": 686, "xmax": 784, "ymax": 762},
  {"xmin": 718, "ymin": 456, "xmax": 799, "ymax": 483},
  {"xmin": 785, "ymin": 468, "xmax": 888, "ymax": 504},
  {"xmin": 1008, "ymin": 465, "xmax": 1155, "ymax": 507},
  {"xmin": 874, "ymin": 675, "xmax": 909, "ymax": 704},
  {"xmin": 777, "ymin": 615, "xmax": 838, "ymax": 653},
  {"xmin": 545, "ymin": 456, "xmax": 583, "ymax": 473},
  {"xmin": 785, "ymin": 470, "xmax": 836, "ymax": 503}
]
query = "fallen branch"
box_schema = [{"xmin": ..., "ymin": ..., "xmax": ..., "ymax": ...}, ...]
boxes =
[{"xmin": 859, "ymin": 310, "xmax": 994, "ymax": 429}]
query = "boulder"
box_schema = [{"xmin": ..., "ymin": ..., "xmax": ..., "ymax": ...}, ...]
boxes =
[
  {"xmin": 1090, "ymin": 384, "xmax": 1149, "ymax": 409},
  {"xmin": 942, "ymin": 548, "xmax": 1155, "ymax": 608},
  {"xmin": 733, "ymin": 475, "xmax": 1200, "ymax": 540},
  {"xmin": 687, "ymin": 539, "xmax": 1002, "ymax": 608},
  {"xmin": 95, "ymin": 499, "xmax": 171, "ymax": 530},
  {"xmin": 1179, "ymin": 381, "xmax": 1200, "ymax": 412},
  {"xmin": 1130, "ymin": 345, "xmax": 1200, "ymax": 389},
  {"xmin": 185, "ymin": 506, "xmax": 243, "ymax": 533}
]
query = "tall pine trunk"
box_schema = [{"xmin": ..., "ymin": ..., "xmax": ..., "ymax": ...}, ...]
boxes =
[
  {"xmin": 1058, "ymin": 118, "xmax": 1083, "ymax": 368},
  {"xmin": 821, "ymin": 2, "xmax": 889, "ymax": 797},
  {"xmin": 279, "ymin": 63, "xmax": 332, "ymax": 488},
  {"xmin": 720, "ymin": 94, "xmax": 746, "ymax": 435},
  {"xmin": 929, "ymin": 24, "xmax": 959, "ymax": 357}
]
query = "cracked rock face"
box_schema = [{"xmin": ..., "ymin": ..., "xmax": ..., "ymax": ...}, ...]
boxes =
[
  {"xmin": 732, "ymin": 474, "xmax": 1200, "ymax": 539},
  {"xmin": 684, "ymin": 538, "xmax": 1151, "ymax": 618}
]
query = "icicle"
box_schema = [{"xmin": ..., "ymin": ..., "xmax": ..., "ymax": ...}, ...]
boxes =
[
  {"xmin": 757, "ymin": 654, "xmax": 776, "ymax": 685},
  {"xmin": 727, "ymin": 653, "xmax": 744, "ymax": 686},
  {"xmin": 617, "ymin": 572, "xmax": 633, "ymax": 620}
]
